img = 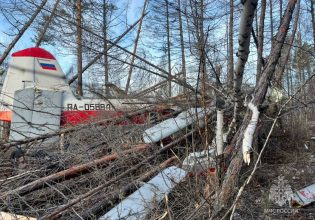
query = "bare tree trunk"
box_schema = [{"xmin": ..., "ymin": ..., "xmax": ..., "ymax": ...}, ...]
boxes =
[
  {"xmin": 68, "ymin": 15, "xmax": 146, "ymax": 85},
  {"xmin": 256, "ymin": 0, "xmax": 266, "ymax": 84},
  {"xmin": 231, "ymin": 0, "xmax": 258, "ymax": 133},
  {"xmin": 178, "ymin": 0, "xmax": 187, "ymax": 93},
  {"xmin": 76, "ymin": 0, "xmax": 83, "ymax": 96},
  {"xmin": 280, "ymin": 0, "xmax": 283, "ymax": 18},
  {"xmin": 286, "ymin": 66, "xmax": 290, "ymax": 96},
  {"xmin": 166, "ymin": 0, "xmax": 172, "ymax": 97},
  {"xmin": 199, "ymin": 0, "xmax": 207, "ymax": 96},
  {"xmin": 274, "ymin": 0, "xmax": 300, "ymax": 86},
  {"xmin": 227, "ymin": 0, "xmax": 234, "ymax": 88},
  {"xmin": 270, "ymin": 0, "xmax": 274, "ymax": 46},
  {"xmin": 311, "ymin": 0, "xmax": 315, "ymax": 51},
  {"xmin": 190, "ymin": 0, "xmax": 207, "ymax": 94},
  {"xmin": 103, "ymin": 0, "xmax": 110, "ymax": 97},
  {"xmin": 35, "ymin": 0, "xmax": 60, "ymax": 47},
  {"xmin": 125, "ymin": 0, "xmax": 148, "ymax": 93},
  {"xmin": 0, "ymin": 0, "xmax": 48, "ymax": 65},
  {"xmin": 215, "ymin": 0, "xmax": 297, "ymax": 214}
]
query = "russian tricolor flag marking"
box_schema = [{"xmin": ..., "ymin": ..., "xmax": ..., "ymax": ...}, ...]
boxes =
[{"xmin": 39, "ymin": 60, "xmax": 57, "ymax": 70}]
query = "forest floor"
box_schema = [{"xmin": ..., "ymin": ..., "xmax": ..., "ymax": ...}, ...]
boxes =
[{"xmin": 0, "ymin": 114, "xmax": 314, "ymax": 219}]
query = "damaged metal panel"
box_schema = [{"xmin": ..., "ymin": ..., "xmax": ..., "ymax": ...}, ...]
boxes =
[
  {"xmin": 291, "ymin": 183, "xmax": 315, "ymax": 208},
  {"xmin": 99, "ymin": 166, "xmax": 186, "ymax": 220},
  {"xmin": 182, "ymin": 148, "xmax": 216, "ymax": 173},
  {"xmin": 143, "ymin": 108, "xmax": 212, "ymax": 144},
  {"xmin": 10, "ymin": 88, "xmax": 62, "ymax": 141},
  {"xmin": 10, "ymin": 88, "xmax": 35, "ymax": 140}
]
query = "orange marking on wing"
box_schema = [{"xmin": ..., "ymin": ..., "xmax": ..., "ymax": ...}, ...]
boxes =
[{"xmin": 0, "ymin": 111, "xmax": 12, "ymax": 121}]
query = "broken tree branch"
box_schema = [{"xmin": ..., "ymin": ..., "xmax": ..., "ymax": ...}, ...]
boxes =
[
  {"xmin": 41, "ymin": 130, "xmax": 195, "ymax": 219},
  {"xmin": 35, "ymin": 0, "xmax": 60, "ymax": 47},
  {"xmin": 80, "ymin": 156, "xmax": 177, "ymax": 219},
  {"xmin": 2, "ymin": 144, "xmax": 151, "ymax": 197},
  {"xmin": 125, "ymin": 0, "xmax": 148, "ymax": 93}
]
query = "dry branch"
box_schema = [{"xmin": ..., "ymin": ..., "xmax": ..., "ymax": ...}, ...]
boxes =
[
  {"xmin": 68, "ymin": 12, "xmax": 148, "ymax": 85},
  {"xmin": 80, "ymin": 156, "xmax": 177, "ymax": 219},
  {"xmin": 41, "ymin": 130, "xmax": 195, "ymax": 219},
  {"xmin": 35, "ymin": 0, "xmax": 60, "ymax": 47},
  {"xmin": 2, "ymin": 144, "xmax": 151, "ymax": 198},
  {"xmin": 0, "ymin": 0, "xmax": 48, "ymax": 65},
  {"xmin": 125, "ymin": 0, "xmax": 148, "ymax": 93}
]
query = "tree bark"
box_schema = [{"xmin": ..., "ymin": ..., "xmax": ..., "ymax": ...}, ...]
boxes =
[
  {"xmin": 166, "ymin": 0, "xmax": 172, "ymax": 97},
  {"xmin": 215, "ymin": 0, "xmax": 297, "ymax": 213},
  {"xmin": 76, "ymin": 0, "xmax": 83, "ymax": 96},
  {"xmin": 178, "ymin": 0, "xmax": 187, "ymax": 93},
  {"xmin": 227, "ymin": 0, "xmax": 234, "ymax": 88},
  {"xmin": 231, "ymin": 0, "xmax": 258, "ymax": 132},
  {"xmin": 35, "ymin": 0, "xmax": 60, "ymax": 47},
  {"xmin": 124, "ymin": 0, "xmax": 148, "ymax": 94},
  {"xmin": 0, "ymin": 0, "xmax": 48, "ymax": 66},
  {"xmin": 256, "ymin": 0, "xmax": 266, "ymax": 84},
  {"xmin": 274, "ymin": 0, "xmax": 300, "ymax": 86},
  {"xmin": 270, "ymin": 0, "xmax": 274, "ymax": 47},
  {"xmin": 190, "ymin": 0, "xmax": 207, "ymax": 94},
  {"xmin": 280, "ymin": 0, "xmax": 283, "ymax": 18},
  {"xmin": 311, "ymin": 0, "xmax": 315, "ymax": 51},
  {"xmin": 103, "ymin": 0, "xmax": 109, "ymax": 97}
]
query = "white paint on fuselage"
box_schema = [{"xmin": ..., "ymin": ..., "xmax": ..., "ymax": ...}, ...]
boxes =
[{"xmin": 0, "ymin": 55, "xmax": 144, "ymax": 116}]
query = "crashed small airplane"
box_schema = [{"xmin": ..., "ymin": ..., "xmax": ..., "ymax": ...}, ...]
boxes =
[{"xmin": 0, "ymin": 47, "xmax": 167, "ymax": 141}]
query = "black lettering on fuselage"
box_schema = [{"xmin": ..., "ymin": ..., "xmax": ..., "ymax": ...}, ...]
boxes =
[
  {"xmin": 69, "ymin": 103, "xmax": 111, "ymax": 111},
  {"xmin": 67, "ymin": 104, "xmax": 73, "ymax": 110},
  {"xmin": 73, "ymin": 104, "xmax": 78, "ymax": 110}
]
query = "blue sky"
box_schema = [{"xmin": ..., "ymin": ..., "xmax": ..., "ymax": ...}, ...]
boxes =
[{"xmin": 0, "ymin": 0, "xmax": 144, "ymax": 72}]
